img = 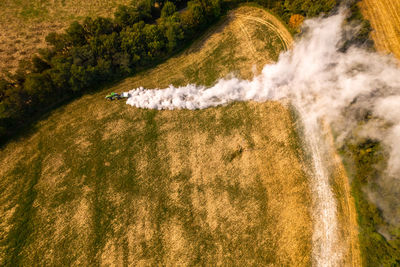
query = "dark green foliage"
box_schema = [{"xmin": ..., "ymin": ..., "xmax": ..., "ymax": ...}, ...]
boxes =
[
  {"xmin": 143, "ymin": 24, "xmax": 167, "ymax": 60},
  {"xmin": 114, "ymin": 0, "xmax": 153, "ymax": 27},
  {"xmin": 244, "ymin": 0, "xmax": 338, "ymax": 23},
  {"xmin": 32, "ymin": 56, "xmax": 51, "ymax": 73},
  {"xmin": 135, "ymin": 0, "xmax": 153, "ymax": 20},
  {"xmin": 45, "ymin": 32, "xmax": 69, "ymax": 52},
  {"xmin": 184, "ymin": 1, "xmax": 206, "ymax": 29},
  {"xmin": 283, "ymin": 0, "xmax": 336, "ymax": 17},
  {"xmin": 342, "ymin": 140, "xmax": 400, "ymax": 266},
  {"xmin": 83, "ymin": 17, "xmax": 114, "ymax": 37},
  {"xmin": 114, "ymin": 5, "xmax": 142, "ymax": 26},
  {"xmin": 253, "ymin": 0, "xmax": 372, "ymax": 49},
  {"xmin": 23, "ymin": 73, "xmax": 54, "ymax": 107},
  {"xmin": 67, "ymin": 21, "xmax": 87, "ymax": 46},
  {"xmin": 161, "ymin": 13, "xmax": 185, "ymax": 51},
  {"xmin": 0, "ymin": 78, "xmax": 8, "ymax": 101},
  {"xmin": 0, "ymin": 0, "xmax": 223, "ymax": 142},
  {"xmin": 161, "ymin": 1, "xmax": 176, "ymax": 17}
]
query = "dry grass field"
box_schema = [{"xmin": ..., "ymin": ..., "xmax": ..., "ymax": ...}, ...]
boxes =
[
  {"xmin": 0, "ymin": 5, "xmax": 362, "ymax": 266},
  {"xmin": 0, "ymin": 6, "xmax": 315, "ymax": 266},
  {"xmin": 0, "ymin": 0, "xmax": 131, "ymax": 74},
  {"xmin": 360, "ymin": 0, "xmax": 400, "ymax": 60}
]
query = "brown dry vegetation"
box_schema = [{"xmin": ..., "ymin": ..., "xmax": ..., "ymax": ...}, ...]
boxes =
[
  {"xmin": 0, "ymin": 0, "xmax": 131, "ymax": 74},
  {"xmin": 0, "ymin": 6, "xmax": 314, "ymax": 266},
  {"xmin": 360, "ymin": 0, "xmax": 400, "ymax": 60},
  {"xmin": 0, "ymin": 5, "xmax": 362, "ymax": 266}
]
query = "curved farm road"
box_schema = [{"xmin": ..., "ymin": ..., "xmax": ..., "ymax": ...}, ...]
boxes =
[{"xmin": 0, "ymin": 5, "xmax": 359, "ymax": 266}]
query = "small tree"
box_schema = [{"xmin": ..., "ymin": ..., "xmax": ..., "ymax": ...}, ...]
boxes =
[
  {"xmin": 114, "ymin": 5, "xmax": 141, "ymax": 26},
  {"xmin": 32, "ymin": 56, "xmax": 51, "ymax": 73},
  {"xmin": 289, "ymin": 14, "xmax": 304, "ymax": 30},
  {"xmin": 66, "ymin": 21, "xmax": 87, "ymax": 46},
  {"xmin": 161, "ymin": 1, "xmax": 176, "ymax": 18}
]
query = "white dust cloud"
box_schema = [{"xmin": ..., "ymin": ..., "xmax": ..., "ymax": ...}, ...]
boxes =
[{"xmin": 125, "ymin": 9, "xmax": 400, "ymax": 265}]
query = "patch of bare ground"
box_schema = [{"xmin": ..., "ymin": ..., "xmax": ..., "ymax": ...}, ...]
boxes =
[{"xmin": 360, "ymin": 0, "xmax": 400, "ymax": 61}]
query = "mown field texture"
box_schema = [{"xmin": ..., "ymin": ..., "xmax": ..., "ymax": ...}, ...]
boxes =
[
  {"xmin": 0, "ymin": 0, "xmax": 131, "ymax": 74},
  {"xmin": 0, "ymin": 6, "xmax": 315, "ymax": 266},
  {"xmin": 360, "ymin": 0, "xmax": 400, "ymax": 60},
  {"xmin": 0, "ymin": 5, "xmax": 361, "ymax": 266}
]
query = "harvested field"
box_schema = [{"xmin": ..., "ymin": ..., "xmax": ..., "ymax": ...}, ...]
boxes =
[
  {"xmin": 0, "ymin": 6, "xmax": 313, "ymax": 265},
  {"xmin": 360, "ymin": 0, "xmax": 400, "ymax": 60},
  {"xmin": 0, "ymin": 5, "xmax": 361, "ymax": 266}
]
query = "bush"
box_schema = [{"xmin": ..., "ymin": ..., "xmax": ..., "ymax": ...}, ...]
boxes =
[
  {"xmin": 289, "ymin": 14, "xmax": 304, "ymax": 29},
  {"xmin": 161, "ymin": 1, "xmax": 177, "ymax": 17}
]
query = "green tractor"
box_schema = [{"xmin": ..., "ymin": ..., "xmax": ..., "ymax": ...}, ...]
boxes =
[
  {"xmin": 105, "ymin": 92, "xmax": 130, "ymax": 101},
  {"xmin": 105, "ymin": 92, "xmax": 121, "ymax": 101}
]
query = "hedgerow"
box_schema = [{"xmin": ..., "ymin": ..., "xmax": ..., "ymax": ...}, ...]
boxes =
[{"xmin": 0, "ymin": 0, "xmax": 221, "ymax": 142}]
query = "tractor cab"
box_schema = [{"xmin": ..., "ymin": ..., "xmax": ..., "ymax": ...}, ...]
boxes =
[{"xmin": 105, "ymin": 92, "xmax": 121, "ymax": 101}]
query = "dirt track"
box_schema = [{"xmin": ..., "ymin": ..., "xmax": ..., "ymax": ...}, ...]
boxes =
[
  {"xmin": 324, "ymin": 125, "xmax": 362, "ymax": 267},
  {"xmin": 360, "ymin": 0, "xmax": 400, "ymax": 60}
]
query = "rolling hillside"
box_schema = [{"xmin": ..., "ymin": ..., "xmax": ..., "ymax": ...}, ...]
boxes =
[
  {"xmin": 0, "ymin": 6, "xmax": 312, "ymax": 266},
  {"xmin": 0, "ymin": 5, "xmax": 362, "ymax": 266}
]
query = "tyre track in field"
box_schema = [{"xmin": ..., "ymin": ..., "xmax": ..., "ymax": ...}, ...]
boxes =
[
  {"xmin": 122, "ymin": 7, "xmax": 292, "ymax": 88},
  {"xmin": 236, "ymin": 14, "xmax": 292, "ymax": 52},
  {"xmin": 235, "ymin": 18, "xmax": 258, "ymax": 61}
]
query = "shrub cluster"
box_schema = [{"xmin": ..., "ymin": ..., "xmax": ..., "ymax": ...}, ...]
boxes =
[
  {"xmin": 0, "ymin": 0, "xmax": 222, "ymax": 141},
  {"xmin": 343, "ymin": 140, "xmax": 400, "ymax": 266},
  {"xmin": 248, "ymin": 0, "xmax": 337, "ymax": 23},
  {"xmin": 250, "ymin": 0, "xmax": 371, "ymax": 45}
]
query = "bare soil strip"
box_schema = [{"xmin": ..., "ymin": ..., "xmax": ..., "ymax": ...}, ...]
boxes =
[{"xmin": 324, "ymin": 125, "xmax": 362, "ymax": 267}]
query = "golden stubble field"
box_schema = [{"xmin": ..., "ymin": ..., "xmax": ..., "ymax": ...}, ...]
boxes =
[
  {"xmin": 0, "ymin": 0, "xmax": 131, "ymax": 74},
  {"xmin": 0, "ymin": 5, "xmax": 360, "ymax": 266},
  {"xmin": 360, "ymin": 0, "xmax": 400, "ymax": 60}
]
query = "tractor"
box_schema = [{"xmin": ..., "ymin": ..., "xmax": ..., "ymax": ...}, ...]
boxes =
[
  {"xmin": 105, "ymin": 92, "xmax": 130, "ymax": 101},
  {"xmin": 105, "ymin": 92, "xmax": 122, "ymax": 101}
]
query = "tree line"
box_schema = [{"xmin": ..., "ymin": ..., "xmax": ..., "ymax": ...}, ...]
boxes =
[
  {"xmin": 0, "ymin": 0, "xmax": 370, "ymax": 142},
  {"xmin": 0, "ymin": 0, "xmax": 221, "ymax": 142}
]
